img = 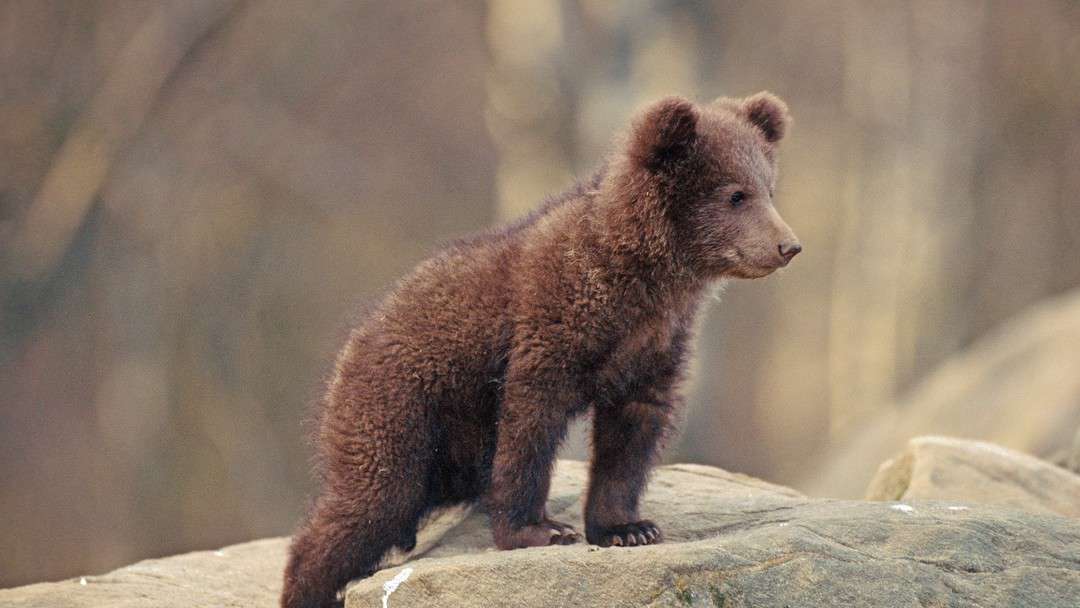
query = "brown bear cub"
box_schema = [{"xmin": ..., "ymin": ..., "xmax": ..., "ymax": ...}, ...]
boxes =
[{"xmin": 282, "ymin": 92, "xmax": 801, "ymax": 608}]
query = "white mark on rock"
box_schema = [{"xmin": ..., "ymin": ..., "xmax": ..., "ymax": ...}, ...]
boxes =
[
  {"xmin": 778, "ymin": 522, "xmax": 789, "ymax": 527},
  {"xmin": 79, "ymin": 577, "xmax": 87, "ymax": 586},
  {"xmin": 947, "ymin": 505, "xmax": 969, "ymax": 512},
  {"xmin": 213, "ymin": 550, "xmax": 226, "ymax": 557},
  {"xmin": 381, "ymin": 567, "xmax": 413, "ymax": 608},
  {"xmin": 890, "ymin": 504, "xmax": 916, "ymax": 514}
]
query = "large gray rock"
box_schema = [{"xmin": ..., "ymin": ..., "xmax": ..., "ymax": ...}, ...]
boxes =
[
  {"xmin": 4, "ymin": 461, "xmax": 1079, "ymax": 608},
  {"xmin": 353, "ymin": 502, "xmax": 1080, "ymax": 608},
  {"xmin": 347, "ymin": 461, "xmax": 1080, "ymax": 607},
  {"xmin": 866, "ymin": 436, "xmax": 1080, "ymax": 519},
  {"xmin": 0, "ymin": 537, "xmax": 288, "ymax": 607}
]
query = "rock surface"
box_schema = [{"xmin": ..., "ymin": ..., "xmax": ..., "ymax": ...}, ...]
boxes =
[
  {"xmin": 412, "ymin": 461, "xmax": 805, "ymax": 561},
  {"xmin": 0, "ymin": 537, "xmax": 288, "ymax": 607},
  {"xmin": 866, "ymin": 436, "xmax": 1080, "ymax": 519},
  {"xmin": 807, "ymin": 289, "xmax": 1080, "ymax": 498},
  {"xmin": 348, "ymin": 461, "xmax": 1080, "ymax": 608},
  {"xmin": 4, "ymin": 461, "xmax": 1080, "ymax": 608}
]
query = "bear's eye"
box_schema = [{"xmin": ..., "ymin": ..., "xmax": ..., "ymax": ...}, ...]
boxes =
[{"xmin": 729, "ymin": 191, "xmax": 746, "ymax": 208}]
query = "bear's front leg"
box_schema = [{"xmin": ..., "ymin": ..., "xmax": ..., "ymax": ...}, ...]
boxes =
[
  {"xmin": 585, "ymin": 400, "xmax": 673, "ymax": 547},
  {"xmin": 485, "ymin": 373, "xmax": 582, "ymax": 549}
]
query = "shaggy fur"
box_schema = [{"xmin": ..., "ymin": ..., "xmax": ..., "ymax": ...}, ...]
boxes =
[{"xmin": 282, "ymin": 92, "xmax": 801, "ymax": 608}]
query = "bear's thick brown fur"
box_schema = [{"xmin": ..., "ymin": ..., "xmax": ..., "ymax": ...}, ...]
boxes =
[{"xmin": 282, "ymin": 93, "xmax": 800, "ymax": 608}]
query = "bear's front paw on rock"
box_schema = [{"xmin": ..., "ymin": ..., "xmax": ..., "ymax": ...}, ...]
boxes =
[
  {"xmin": 496, "ymin": 519, "xmax": 582, "ymax": 549},
  {"xmin": 588, "ymin": 520, "xmax": 663, "ymax": 547}
]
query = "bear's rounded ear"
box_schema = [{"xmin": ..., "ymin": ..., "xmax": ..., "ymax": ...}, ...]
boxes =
[
  {"xmin": 741, "ymin": 92, "xmax": 790, "ymax": 144},
  {"xmin": 628, "ymin": 96, "xmax": 698, "ymax": 171}
]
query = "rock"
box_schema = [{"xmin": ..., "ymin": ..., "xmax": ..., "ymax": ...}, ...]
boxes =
[
  {"xmin": 344, "ymin": 461, "xmax": 1080, "ymax": 607},
  {"xmin": 866, "ymin": 436, "xmax": 1080, "ymax": 519},
  {"xmin": 0, "ymin": 538, "xmax": 288, "ymax": 607},
  {"xmin": 4, "ymin": 461, "xmax": 1080, "ymax": 608},
  {"xmin": 351, "ymin": 503, "xmax": 1080, "ymax": 608},
  {"xmin": 807, "ymin": 289, "xmax": 1080, "ymax": 498},
  {"xmin": 413, "ymin": 461, "xmax": 805, "ymax": 561}
]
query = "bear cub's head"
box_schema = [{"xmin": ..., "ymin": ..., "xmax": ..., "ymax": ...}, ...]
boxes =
[{"xmin": 625, "ymin": 92, "xmax": 801, "ymax": 279}]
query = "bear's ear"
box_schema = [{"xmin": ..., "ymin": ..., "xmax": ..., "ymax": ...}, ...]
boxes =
[
  {"xmin": 741, "ymin": 92, "xmax": 790, "ymax": 144},
  {"xmin": 628, "ymin": 96, "xmax": 698, "ymax": 171}
]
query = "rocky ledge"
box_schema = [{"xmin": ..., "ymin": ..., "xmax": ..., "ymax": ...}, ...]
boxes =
[
  {"xmin": 866, "ymin": 435, "xmax": 1080, "ymax": 519},
  {"xmin": 3, "ymin": 456, "xmax": 1079, "ymax": 607}
]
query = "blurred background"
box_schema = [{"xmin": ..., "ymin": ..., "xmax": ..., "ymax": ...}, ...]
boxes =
[{"xmin": 3, "ymin": 0, "xmax": 1080, "ymax": 588}]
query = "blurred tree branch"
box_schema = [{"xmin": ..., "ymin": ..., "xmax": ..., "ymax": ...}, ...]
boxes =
[{"xmin": 2, "ymin": 0, "xmax": 240, "ymax": 281}]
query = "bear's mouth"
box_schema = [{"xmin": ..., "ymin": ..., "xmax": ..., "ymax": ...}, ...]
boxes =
[{"xmin": 726, "ymin": 249, "xmax": 784, "ymax": 278}]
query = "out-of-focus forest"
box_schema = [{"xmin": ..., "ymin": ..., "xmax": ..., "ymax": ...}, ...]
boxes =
[{"xmin": 2, "ymin": 0, "xmax": 1080, "ymax": 588}]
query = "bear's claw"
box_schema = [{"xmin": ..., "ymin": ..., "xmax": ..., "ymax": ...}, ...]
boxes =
[{"xmin": 590, "ymin": 520, "xmax": 663, "ymax": 547}]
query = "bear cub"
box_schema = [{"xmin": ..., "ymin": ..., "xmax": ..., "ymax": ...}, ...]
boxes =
[{"xmin": 283, "ymin": 92, "xmax": 801, "ymax": 608}]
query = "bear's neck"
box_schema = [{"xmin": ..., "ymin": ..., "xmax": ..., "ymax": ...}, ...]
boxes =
[{"xmin": 588, "ymin": 172, "xmax": 708, "ymax": 314}]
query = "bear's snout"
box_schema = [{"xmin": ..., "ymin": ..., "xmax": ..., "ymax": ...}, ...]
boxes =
[{"xmin": 779, "ymin": 241, "xmax": 802, "ymax": 264}]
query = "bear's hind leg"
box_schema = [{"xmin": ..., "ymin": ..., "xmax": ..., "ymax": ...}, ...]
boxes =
[
  {"xmin": 282, "ymin": 479, "xmax": 429, "ymax": 608},
  {"xmin": 282, "ymin": 426, "xmax": 431, "ymax": 608}
]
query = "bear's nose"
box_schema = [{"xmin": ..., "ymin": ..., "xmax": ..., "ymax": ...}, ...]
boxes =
[{"xmin": 779, "ymin": 242, "xmax": 802, "ymax": 261}]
